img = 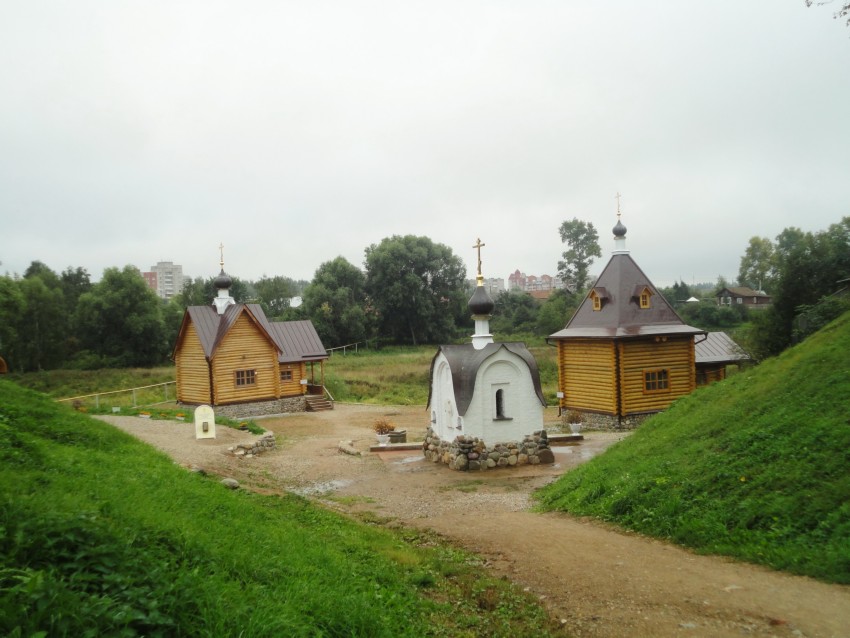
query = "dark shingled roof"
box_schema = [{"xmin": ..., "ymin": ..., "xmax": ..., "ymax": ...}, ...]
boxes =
[
  {"xmin": 427, "ymin": 342, "xmax": 547, "ymax": 416},
  {"xmin": 549, "ymin": 253, "xmax": 705, "ymax": 340},
  {"xmin": 173, "ymin": 304, "xmax": 327, "ymax": 363},
  {"xmin": 695, "ymin": 332, "xmax": 750, "ymax": 364}
]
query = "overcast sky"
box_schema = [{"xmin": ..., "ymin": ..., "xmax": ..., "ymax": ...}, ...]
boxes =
[{"xmin": 1, "ymin": 1, "xmax": 848, "ymax": 290}]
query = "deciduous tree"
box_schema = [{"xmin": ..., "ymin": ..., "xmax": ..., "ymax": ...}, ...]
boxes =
[
  {"xmin": 365, "ymin": 236, "xmax": 466, "ymax": 345},
  {"xmin": 255, "ymin": 275, "xmax": 297, "ymax": 319},
  {"xmin": 302, "ymin": 257, "xmax": 372, "ymax": 346},
  {"xmin": 738, "ymin": 237, "xmax": 776, "ymax": 292},
  {"xmin": 74, "ymin": 266, "xmax": 168, "ymax": 367},
  {"xmin": 557, "ymin": 219, "xmax": 601, "ymax": 293}
]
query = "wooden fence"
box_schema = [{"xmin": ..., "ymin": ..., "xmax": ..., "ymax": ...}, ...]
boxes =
[{"xmin": 56, "ymin": 382, "xmax": 177, "ymax": 410}]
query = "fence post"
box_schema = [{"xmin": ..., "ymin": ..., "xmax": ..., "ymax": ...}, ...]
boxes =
[
  {"xmin": 133, "ymin": 389, "xmax": 137, "ymax": 407},
  {"xmin": 95, "ymin": 394, "xmax": 100, "ymax": 409}
]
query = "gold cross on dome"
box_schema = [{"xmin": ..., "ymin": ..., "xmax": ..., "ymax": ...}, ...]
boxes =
[
  {"xmin": 615, "ymin": 192, "xmax": 622, "ymax": 218},
  {"xmin": 472, "ymin": 238, "xmax": 485, "ymax": 278},
  {"xmin": 219, "ymin": 243, "xmax": 225, "ymax": 268}
]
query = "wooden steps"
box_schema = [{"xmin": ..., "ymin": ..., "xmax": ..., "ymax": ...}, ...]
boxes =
[{"xmin": 305, "ymin": 395, "xmax": 334, "ymax": 412}]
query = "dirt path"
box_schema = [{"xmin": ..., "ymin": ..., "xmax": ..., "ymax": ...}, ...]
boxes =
[{"xmin": 100, "ymin": 406, "xmax": 850, "ymax": 638}]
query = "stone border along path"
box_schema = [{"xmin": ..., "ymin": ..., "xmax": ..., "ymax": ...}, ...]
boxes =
[{"xmin": 100, "ymin": 405, "xmax": 850, "ymax": 638}]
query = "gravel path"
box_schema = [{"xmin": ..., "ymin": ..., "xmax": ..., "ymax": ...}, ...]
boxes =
[{"xmin": 99, "ymin": 406, "xmax": 850, "ymax": 638}]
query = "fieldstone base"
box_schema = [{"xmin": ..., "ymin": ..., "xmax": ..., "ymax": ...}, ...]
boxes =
[
  {"xmin": 561, "ymin": 410, "xmax": 655, "ymax": 431},
  {"xmin": 182, "ymin": 396, "xmax": 307, "ymax": 420},
  {"xmin": 229, "ymin": 433, "xmax": 276, "ymax": 458},
  {"xmin": 423, "ymin": 427, "xmax": 554, "ymax": 471}
]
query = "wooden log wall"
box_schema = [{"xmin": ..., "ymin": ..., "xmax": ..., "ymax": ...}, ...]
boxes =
[
  {"xmin": 557, "ymin": 339, "xmax": 618, "ymax": 414},
  {"xmin": 278, "ymin": 362, "xmax": 307, "ymax": 397},
  {"xmin": 175, "ymin": 322, "xmax": 211, "ymax": 404},
  {"xmin": 697, "ymin": 365, "xmax": 726, "ymax": 386},
  {"xmin": 618, "ymin": 337, "xmax": 695, "ymax": 415},
  {"xmin": 212, "ymin": 313, "xmax": 280, "ymax": 405}
]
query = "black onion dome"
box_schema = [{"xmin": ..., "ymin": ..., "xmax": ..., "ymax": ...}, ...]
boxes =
[
  {"xmin": 613, "ymin": 218, "xmax": 627, "ymax": 237},
  {"xmin": 468, "ymin": 285, "xmax": 495, "ymax": 316},
  {"xmin": 214, "ymin": 269, "xmax": 232, "ymax": 290}
]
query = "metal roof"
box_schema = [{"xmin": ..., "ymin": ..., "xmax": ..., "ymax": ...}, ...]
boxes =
[
  {"xmin": 549, "ymin": 253, "xmax": 705, "ymax": 340},
  {"xmin": 695, "ymin": 331, "xmax": 750, "ymax": 364},
  {"xmin": 268, "ymin": 320, "xmax": 328, "ymax": 363},
  {"xmin": 173, "ymin": 304, "xmax": 327, "ymax": 363},
  {"xmin": 427, "ymin": 342, "xmax": 547, "ymax": 416}
]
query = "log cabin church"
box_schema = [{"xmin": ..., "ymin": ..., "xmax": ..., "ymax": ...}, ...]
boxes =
[
  {"xmin": 172, "ymin": 263, "xmax": 329, "ymax": 418},
  {"xmin": 549, "ymin": 215, "xmax": 747, "ymax": 429}
]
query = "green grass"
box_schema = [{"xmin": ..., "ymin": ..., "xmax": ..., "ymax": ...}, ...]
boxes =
[
  {"xmin": 325, "ymin": 343, "xmax": 559, "ymax": 405},
  {"xmin": 536, "ymin": 310, "xmax": 850, "ymax": 584},
  {"xmin": 9, "ymin": 341, "xmax": 561, "ymax": 408},
  {"xmin": 0, "ymin": 380, "xmax": 556, "ymax": 637}
]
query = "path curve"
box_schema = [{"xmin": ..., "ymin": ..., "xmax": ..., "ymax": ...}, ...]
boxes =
[{"xmin": 100, "ymin": 405, "xmax": 850, "ymax": 638}]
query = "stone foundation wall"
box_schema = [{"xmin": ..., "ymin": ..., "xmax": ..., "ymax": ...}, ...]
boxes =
[
  {"xmin": 228, "ymin": 433, "xmax": 276, "ymax": 458},
  {"xmin": 562, "ymin": 410, "xmax": 654, "ymax": 431},
  {"xmin": 423, "ymin": 427, "xmax": 554, "ymax": 471},
  {"xmin": 183, "ymin": 396, "xmax": 307, "ymax": 420}
]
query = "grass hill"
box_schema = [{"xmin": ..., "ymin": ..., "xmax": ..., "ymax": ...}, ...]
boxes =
[
  {"xmin": 0, "ymin": 381, "xmax": 554, "ymax": 637},
  {"xmin": 536, "ymin": 310, "xmax": 850, "ymax": 584}
]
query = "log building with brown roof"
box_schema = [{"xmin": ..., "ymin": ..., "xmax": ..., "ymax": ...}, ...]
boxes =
[
  {"xmin": 172, "ymin": 267, "xmax": 328, "ymax": 414},
  {"xmin": 549, "ymin": 216, "xmax": 707, "ymax": 429}
]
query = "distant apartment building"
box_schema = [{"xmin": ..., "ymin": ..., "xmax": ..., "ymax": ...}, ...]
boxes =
[
  {"xmin": 143, "ymin": 261, "xmax": 185, "ymax": 300},
  {"xmin": 466, "ymin": 277, "xmax": 505, "ymax": 296},
  {"xmin": 507, "ymin": 270, "xmax": 565, "ymax": 293}
]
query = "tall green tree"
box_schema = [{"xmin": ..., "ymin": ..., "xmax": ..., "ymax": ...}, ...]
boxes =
[
  {"xmin": 0, "ymin": 276, "xmax": 25, "ymax": 370},
  {"xmin": 302, "ymin": 257, "xmax": 372, "ymax": 347},
  {"xmin": 557, "ymin": 218, "xmax": 601, "ymax": 293},
  {"xmin": 738, "ymin": 236, "xmax": 777, "ymax": 292},
  {"xmin": 365, "ymin": 236, "xmax": 466, "ymax": 345},
  {"xmin": 255, "ymin": 275, "xmax": 297, "ymax": 319},
  {"xmin": 747, "ymin": 217, "xmax": 850, "ymax": 359},
  {"xmin": 74, "ymin": 266, "xmax": 168, "ymax": 367},
  {"xmin": 14, "ymin": 262, "xmax": 68, "ymax": 371},
  {"xmin": 537, "ymin": 289, "xmax": 580, "ymax": 336},
  {"xmin": 173, "ymin": 275, "xmax": 250, "ymax": 309}
]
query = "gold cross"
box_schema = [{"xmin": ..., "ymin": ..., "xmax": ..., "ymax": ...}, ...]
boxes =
[
  {"xmin": 472, "ymin": 238, "xmax": 485, "ymax": 278},
  {"xmin": 219, "ymin": 243, "xmax": 225, "ymax": 268},
  {"xmin": 615, "ymin": 192, "xmax": 622, "ymax": 218}
]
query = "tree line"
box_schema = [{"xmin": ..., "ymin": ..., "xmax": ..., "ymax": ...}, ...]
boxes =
[{"xmin": 2, "ymin": 217, "xmax": 847, "ymax": 372}]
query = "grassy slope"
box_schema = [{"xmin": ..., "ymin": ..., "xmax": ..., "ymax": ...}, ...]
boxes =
[
  {"xmin": 536, "ymin": 310, "xmax": 850, "ymax": 584},
  {"xmin": 0, "ymin": 381, "xmax": 555, "ymax": 637}
]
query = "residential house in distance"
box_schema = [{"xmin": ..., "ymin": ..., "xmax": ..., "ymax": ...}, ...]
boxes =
[
  {"xmin": 144, "ymin": 261, "xmax": 186, "ymax": 300},
  {"xmin": 716, "ymin": 286, "xmax": 771, "ymax": 309},
  {"xmin": 172, "ymin": 263, "xmax": 329, "ymax": 418}
]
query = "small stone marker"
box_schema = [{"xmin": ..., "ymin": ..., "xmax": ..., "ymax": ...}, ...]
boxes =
[{"xmin": 194, "ymin": 404, "xmax": 216, "ymax": 440}]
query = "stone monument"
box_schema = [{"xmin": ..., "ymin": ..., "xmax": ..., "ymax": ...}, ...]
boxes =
[{"xmin": 194, "ymin": 404, "xmax": 216, "ymax": 440}]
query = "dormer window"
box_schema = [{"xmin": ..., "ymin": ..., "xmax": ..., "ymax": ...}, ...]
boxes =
[
  {"xmin": 589, "ymin": 287, "xmax": 608, "ymax": 312},
  {"xmin": 633, "ymin": 285, "xmax": 653, "ymax": 309}
]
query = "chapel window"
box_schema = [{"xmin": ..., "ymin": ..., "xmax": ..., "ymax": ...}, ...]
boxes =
[
  {"xmin": 644, "ymin": 369, "xmax": 669, "ymax": 393},
  {"xmin": 280, "ymin": 370, "xmax": 293, "ymax": 382},
  {"xmin": 495, "ymin": 389, "xmax": 505, "ymax": 419},
  {"xmin": 235, "ymin": 369, "xmax": 256, "ymax": 386}
]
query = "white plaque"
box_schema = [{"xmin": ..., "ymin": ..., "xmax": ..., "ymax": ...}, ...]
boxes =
[{"xmin": 194, "ymin": 404, "xmax": 216, "ymax": 439}]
